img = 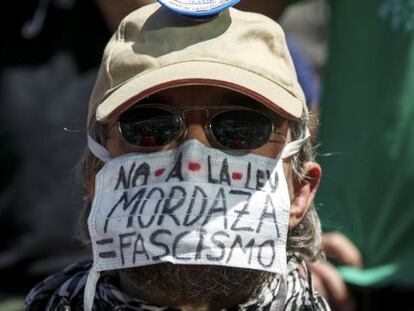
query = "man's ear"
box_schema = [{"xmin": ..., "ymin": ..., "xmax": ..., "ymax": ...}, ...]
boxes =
[
  {"xmin": 289, "ymin": 161, "xmax": 321, "ymax": 229},
  {"xmin": 86, "ymin": 173, "xmax": 97, "ymax": 203}
]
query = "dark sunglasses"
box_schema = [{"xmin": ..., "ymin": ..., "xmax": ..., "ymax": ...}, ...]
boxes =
[{"xmin": 118, "ymin": 104, "xmax": 286, "ymax": 151}]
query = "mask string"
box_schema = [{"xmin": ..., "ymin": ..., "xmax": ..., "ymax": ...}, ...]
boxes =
[
  {"xmin": 84, "ymin": 267, "xmax": 100, "ymax": 311},
  {"xmin": 87, "ymin": 135, "xmax": 112, "ymax": 162},
  {"xmin": 280, "ymin": 129, "xmax": 310, "ymax": 160}
]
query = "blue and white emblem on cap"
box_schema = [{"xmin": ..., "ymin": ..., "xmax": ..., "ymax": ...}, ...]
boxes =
[{"xmin": 157, "ymin": 0, "xmax": 240, "ymax": 18}]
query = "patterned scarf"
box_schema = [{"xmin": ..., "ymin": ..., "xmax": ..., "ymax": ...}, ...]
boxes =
[{"xmin": 25, "ymin": 260, "xmax": 330, "ymax": 311}]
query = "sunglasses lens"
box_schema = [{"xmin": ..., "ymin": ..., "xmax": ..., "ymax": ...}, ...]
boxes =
[
  {"xmin": 119, "ymin": 107, "xmax": 183, "ymax": 147},
  {"xmin": 210, "ymin": 110, "xmax": 273, "ymax": 150}
]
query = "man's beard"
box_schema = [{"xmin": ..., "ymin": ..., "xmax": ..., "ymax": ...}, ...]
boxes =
[{"xmin": 118, "ymin": 263, "xmax": 278, "ymax": 309}]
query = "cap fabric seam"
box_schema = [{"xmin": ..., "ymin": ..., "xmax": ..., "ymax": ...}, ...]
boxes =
[{"xmin": 106, "ymin": 16, "xmax": 128, "ymax": 90}]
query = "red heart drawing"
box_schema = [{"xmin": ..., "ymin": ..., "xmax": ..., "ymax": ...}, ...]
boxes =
[
  {"xmin": 188, "ymin": 162, "xmax": 201, "ymax": 171},
  {"xmin": 154, "ymin": 168, "xmax": 165, "ymax": 177},
  {"xmin": 232, "ymin": 172, "xmax": 243, "ymax": 180}
]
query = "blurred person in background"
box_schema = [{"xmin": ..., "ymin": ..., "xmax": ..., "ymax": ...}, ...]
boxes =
[
  {"xmin": 0, "ymin": 1, "xmax": 109, "ymax": 309},
  {"xmin": 316, "ymin": 0, "xmax": 414, "ymax": 310}
]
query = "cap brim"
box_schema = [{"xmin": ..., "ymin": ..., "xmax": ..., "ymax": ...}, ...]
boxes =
[{"xmin": 96, "ymin": 61, "xmax": 303, "ymax": 122}]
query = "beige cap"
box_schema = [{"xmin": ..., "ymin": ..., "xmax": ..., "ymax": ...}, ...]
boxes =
[{"xmin": 88, "ymin": 3, "xmax": 305, "ymax": 127}]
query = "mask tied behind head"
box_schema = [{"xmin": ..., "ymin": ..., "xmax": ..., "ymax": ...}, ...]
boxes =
[{"xmin": 84, "ymin": 132, "xmax": 309, "ymax": 311}]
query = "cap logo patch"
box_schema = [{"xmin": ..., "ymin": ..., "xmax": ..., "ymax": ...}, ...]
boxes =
[{"xmin": 157, "ymin": 0, "xmax": 240, "ymax": 17}]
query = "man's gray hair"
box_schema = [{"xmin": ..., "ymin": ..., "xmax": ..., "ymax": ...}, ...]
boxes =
[
  {"xmin": 77, "ymin": 109, "xmax": 323, "ymax": 263},
  {"xmin": 288, "ymin": 112, "xmax": 323, "ymax": 262}
]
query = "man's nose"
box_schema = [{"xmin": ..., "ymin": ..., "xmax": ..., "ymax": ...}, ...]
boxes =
[{"xmin": 182, "ymin": 110, "xmax": 213, "ymax": 147}]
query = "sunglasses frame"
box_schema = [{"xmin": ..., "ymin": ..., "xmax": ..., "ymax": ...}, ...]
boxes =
[{"xmin": 118, "ymin": 103, "xmax": 287, "ymax": 151}]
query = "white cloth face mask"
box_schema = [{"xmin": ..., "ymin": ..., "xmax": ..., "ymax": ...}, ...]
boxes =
[{"xmin": 84, "ymin": 134, "xmax": 309, "ymax": 311}]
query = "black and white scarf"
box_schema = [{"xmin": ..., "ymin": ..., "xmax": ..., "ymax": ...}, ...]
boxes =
[{"xmin": 25, "ymin": 260, "xmax": 330, "ymax": 311}]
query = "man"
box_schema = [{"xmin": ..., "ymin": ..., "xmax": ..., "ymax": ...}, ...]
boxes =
[
  {"xmin": 94, "ymin": 3, "xmax": 356, "ymax": 309},
  {"xmin": 25, "ymin": 3, "xmax": 329, "ymax": 310}
]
